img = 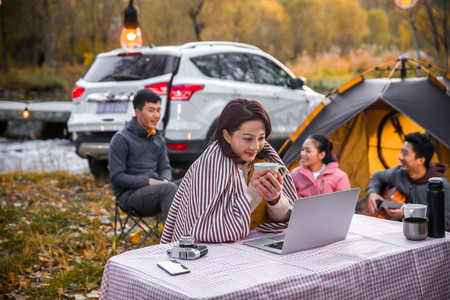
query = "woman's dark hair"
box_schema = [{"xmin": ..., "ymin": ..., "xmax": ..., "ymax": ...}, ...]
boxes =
[
  {"xmin": 213, "ymin": 98, "xmax": 272, "ymax": 159},
  {"xmin": 308, "ymin": 134, "xmax": 335, "ymax": 164}
]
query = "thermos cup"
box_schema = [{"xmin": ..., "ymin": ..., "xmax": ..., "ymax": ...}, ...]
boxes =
[{"xmin": 427, "ymin": 177, "xmax": 445, "ymax": 238}]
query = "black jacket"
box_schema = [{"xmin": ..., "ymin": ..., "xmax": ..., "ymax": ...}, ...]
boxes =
[
  {"xmin": 109, "ymin": 117, "xmax": 172, "ymax": 198},
  {"xmin": 366, "ymin": 163, "xmax": 450, "ymax": 230}
]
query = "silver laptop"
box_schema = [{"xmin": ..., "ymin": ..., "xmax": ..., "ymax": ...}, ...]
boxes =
[{"xmin": 243, "ymin": 188, "xmax": 360, "ymax": 255}]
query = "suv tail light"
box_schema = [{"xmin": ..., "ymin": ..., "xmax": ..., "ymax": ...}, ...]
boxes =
[
  {"xmin": 167, "ymin": 143, "xmax": 189, "ymax": 151},
  {"xmin": 118, "ymin": 52, "xmax": 142, "ymax": 56},
  {"xmin": 145, "ymin": 83, "xmax": 205, "ymax": 101},
  {"xmin": 145, "ymin": 82, "xmax": 168, "ymax": 95},
  {"xmin": 170, "ymin": 84, "xmax": 204, "ymax": 101},
  {"xmin": 72, "ymin": 86, "xmax": 85, "ymax": 99}
]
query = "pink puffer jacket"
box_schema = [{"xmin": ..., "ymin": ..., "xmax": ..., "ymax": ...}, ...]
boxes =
[{"xmin": 290, "ymin": 162, "xmax": 351, "ymax": 197}]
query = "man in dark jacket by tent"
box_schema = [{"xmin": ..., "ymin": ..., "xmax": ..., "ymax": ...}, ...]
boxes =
[
  {"xmin": 366, "ymin": 132, "xmax": 450, "ymax": 230},
  {"xmin": 109, "ymin": 89, "xmax": 177, "ymax": 221}
]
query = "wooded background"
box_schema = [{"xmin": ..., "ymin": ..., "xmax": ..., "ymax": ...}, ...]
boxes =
[{"xmin": 0, "ymin": 0, "xmax": 448, "ymax": 74}]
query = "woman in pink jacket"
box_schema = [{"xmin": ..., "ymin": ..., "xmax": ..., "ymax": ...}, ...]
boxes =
[{"xmin": 291, "ymin": 134, "xmax": 351, "ymax": 197}]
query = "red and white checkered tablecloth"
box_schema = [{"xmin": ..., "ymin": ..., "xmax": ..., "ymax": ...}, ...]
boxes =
[{"xmin": 99, "ymin": 214, "xmax": 450, "ymax": 299}]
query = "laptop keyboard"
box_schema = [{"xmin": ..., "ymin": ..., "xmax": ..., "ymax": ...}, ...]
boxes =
[{"xmin": 265, "ymin": 241, "xmax": 284, "ymax": 250}]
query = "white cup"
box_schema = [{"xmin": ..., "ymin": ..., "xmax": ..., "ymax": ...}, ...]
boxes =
[
  {"xmin": 253, "ymin": 162, "xmax": 289, "ymax": 178},
  {"xmin": 403, "ymin": 204, "xmax": 427, "ymax": 218}
]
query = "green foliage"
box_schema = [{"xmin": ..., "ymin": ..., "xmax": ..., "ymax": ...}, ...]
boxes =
[
  {"xmin": 0, "ymin": 70, "xmax": 67, "ymax": 100},
  {"xmin": 0, "ymin": 170, "xmax": 162, "ymax": 298},
  {"xmin": 66, "ymin": 259, "xmax": 104, "ymax": 288},
  {"xmin": 0, "ymin": 64, "xmax": 87, "ymax": 100},
  {"xmin": 0, "ymin": 73, "xmax": 63, "ymax": 91}
]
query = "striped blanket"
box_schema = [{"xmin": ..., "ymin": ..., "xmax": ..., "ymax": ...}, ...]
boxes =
[{"xmin": 160, "ymin": 141, "xmax": 298, "ymax": 243}]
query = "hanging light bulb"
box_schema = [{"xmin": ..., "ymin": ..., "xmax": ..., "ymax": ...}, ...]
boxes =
[
  {"xmin": 120, "ymin": 0, "xmax": 143, "ymax": 52},
  {"xmin": 120, "ymin": 27, "xmax": 142, "ymax": 51},
  {"xmin": 394, "ymin": 0, "xmax": 418, "ymax": 9},
  {"xmin": 23, "ymin": 106, "xmax": 29, "ymax": 119}
]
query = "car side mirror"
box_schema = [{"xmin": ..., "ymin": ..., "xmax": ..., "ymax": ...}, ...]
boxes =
[{"xmin": 292, "ymin": 76, "xmax": 306, "ymax": 89}]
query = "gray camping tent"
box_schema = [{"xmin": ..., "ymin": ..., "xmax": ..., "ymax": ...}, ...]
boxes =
[{"xmin": 280, "ymin": 58, "xmax": 450, "ymax": 200}]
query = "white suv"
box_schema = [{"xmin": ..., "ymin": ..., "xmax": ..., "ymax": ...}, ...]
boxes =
[{"xmin": 68, "ymin": 41, "xmax": 322, "ymax": 177}]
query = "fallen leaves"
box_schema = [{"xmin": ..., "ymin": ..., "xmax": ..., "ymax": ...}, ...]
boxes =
[
  {"xmin": 0, "ymin": 170, "xmax": 163, "ymax": 298},
  {"xmin": 86, "ymin": 290, "xmax": 100, "ymax": 298},
  {"xmin": 130, "ymin": 232, "xmax": 142, "ymax": 244},
  {"xmin": 6, "ymin": 272, "xmax": 16, "ymax": 284},
  {"xmin": 82, "ymin": 242, "xmax": 95, "ymax": 259},
  {"xmin": 39, "ymin": 256, "xmax": 53, "ymax": 265}
]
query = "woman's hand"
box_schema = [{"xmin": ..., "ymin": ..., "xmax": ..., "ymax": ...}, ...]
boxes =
[{"xmin": 251, "ymin": 169, "xmax": 283, "ymax": 204}]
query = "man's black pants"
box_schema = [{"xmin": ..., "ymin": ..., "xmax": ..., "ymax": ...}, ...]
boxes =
[{"xmin": 117, "ymin": 182, "xmax": 178, "ymax": 221}]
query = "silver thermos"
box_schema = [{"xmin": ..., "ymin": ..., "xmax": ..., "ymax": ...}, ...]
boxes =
[{"xmin": 427, "ymin": 177, "xmax": 445, "ymax": 238}]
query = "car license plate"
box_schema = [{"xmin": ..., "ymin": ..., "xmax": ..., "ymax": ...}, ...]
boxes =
[{"xmin": 96, "ymin": 101, "xmax": 128, "ymax": 114}]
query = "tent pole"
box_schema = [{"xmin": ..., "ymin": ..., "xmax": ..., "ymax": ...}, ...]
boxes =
[{"xmin": 401, "ymin": 59, "xmax": 406, "ymax": 79}]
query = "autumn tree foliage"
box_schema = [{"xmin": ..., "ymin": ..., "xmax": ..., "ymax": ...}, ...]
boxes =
[{"xmin": 0, "ymin": 0, "xmax": 448, "ymax": 72}]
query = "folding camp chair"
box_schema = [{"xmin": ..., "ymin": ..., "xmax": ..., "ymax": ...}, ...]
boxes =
[{"xmin": 114, "ymin": 201, "xmax": 162, "ymax": 249}]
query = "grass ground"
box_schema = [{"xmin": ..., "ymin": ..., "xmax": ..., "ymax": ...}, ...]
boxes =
[{"xmin": 0, "ymin": 171, "xmax": 162, "ymax": 299}]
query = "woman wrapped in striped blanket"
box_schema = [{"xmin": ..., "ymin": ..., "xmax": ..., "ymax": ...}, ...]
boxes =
[{"xmin": 161, "ymin": 99, "xmax": 298, "ymax": 243}]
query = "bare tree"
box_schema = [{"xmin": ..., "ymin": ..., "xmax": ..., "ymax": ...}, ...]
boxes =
[
  {"xmin": 188, "ymin": 0, "xmax": 205, "ymax": 41},
  {"xmin": 1, "ymin": 0, "xmax": 7, "ymax": 73},
  {"xmin": 423, "ymin": 0, "xmax": 441, "ymax": 66},
  {"xmin": 41, "ymin": 0, "xmax": 49, "ymax": 66},
  {"xmin": 88, "ymin": 0, "xmax": 97, "ymax": 55},
  {"xmin": 442, "ymin": 0, "xmax": 449, "ymax": 69},
  {"xmin": 46, "ymin": 0, "xmax": 59, "ymax": 69},
  {"xmin": 69, "ymin": 2, "xmax": 77, "ymax": 65},
  {"xmin": 31, "ymin": 0, "xmax": 38, "ymax": 66},
  {"xmin": 97, "ymin": 0, "xmax": 118, "ymax": 52}
]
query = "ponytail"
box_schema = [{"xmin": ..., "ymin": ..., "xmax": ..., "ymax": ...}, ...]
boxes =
[{"xmin": 309, "ymin": 134, "xmax": 335, "ymax": 164}]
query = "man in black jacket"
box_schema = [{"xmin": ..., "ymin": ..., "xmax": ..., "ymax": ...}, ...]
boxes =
[
  {"xmin": 109, "ymin": 89, "xmax": 177, "ymax": 221},
  {"xmin": 366, "ymin": 132, "xmax": 450, "ymax": 230}
]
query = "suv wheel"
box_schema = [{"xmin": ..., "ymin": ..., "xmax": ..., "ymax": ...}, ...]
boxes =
[{"xmin": 88, "ymin": 157, "xmax": 109, "ymax": 179}]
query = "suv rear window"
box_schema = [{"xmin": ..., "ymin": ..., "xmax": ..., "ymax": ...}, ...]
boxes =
[
  {"xmin": 83, "ymin": 54, "xmax": 178, "ymax": 82},
  {"xmin": 191, "ymin": 53, "xmax": 256, "ymax": 83}
]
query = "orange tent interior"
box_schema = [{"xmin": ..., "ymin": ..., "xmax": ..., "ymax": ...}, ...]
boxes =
[{"xmin": 287, "ymin": 105, "xmax": 450, "ymax": 202}]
